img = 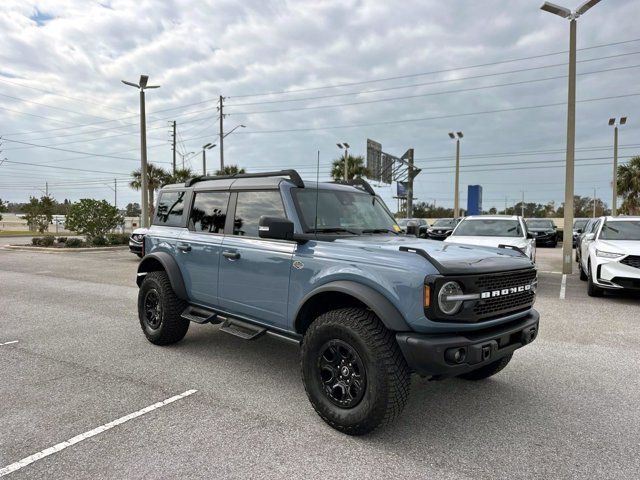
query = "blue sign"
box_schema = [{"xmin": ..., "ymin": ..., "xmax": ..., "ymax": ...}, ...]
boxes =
[
  {"xmin": 397, "ymin": 182, "xmax": 408, "ymax": 198},
  {"xmin": 467, "ymin": 185, "xmax": 483, "ymax": 215}
]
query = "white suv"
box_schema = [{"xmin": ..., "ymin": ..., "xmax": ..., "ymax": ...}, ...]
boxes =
[
  {"xmin": 578, "ymin": 216, "xmax": 640, "ymax": 296},
  {"xmin": 445, "ymin": 215, "xmax": 536, "ymax": 261}
]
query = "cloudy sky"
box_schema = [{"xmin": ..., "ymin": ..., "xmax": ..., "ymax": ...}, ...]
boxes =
[{"xmin": 1, "ymin": 0, "xmax": 639, "ymax": 212}]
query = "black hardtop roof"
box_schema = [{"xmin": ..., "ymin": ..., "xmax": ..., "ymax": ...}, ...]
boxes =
[{"xmin": 161, "ymin": 169, "xmax": 375, "ymax": 195}]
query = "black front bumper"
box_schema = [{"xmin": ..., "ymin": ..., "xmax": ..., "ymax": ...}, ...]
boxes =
[{"xmin": 396, "ymin": 310, "xmax": 539, "ymax": 378}]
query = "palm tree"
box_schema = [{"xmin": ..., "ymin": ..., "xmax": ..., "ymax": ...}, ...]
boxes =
[
  {"xmin": 164, "ymin": 167, "xmax": 195, "ymax": 185},
  {"xmin": 617, "ymin": 156, "xmax": 640, "ymax": 215},
  {"xmin": 130, "ymin": 163, "xmax": 170, "ymax": 222},
  {"xmin": 331, "ymin": 154, "xmax": 369, "ymax": 181},
  {"xmin": 215, "ymin": 165, "xmax": 246, "ymax": 176}
]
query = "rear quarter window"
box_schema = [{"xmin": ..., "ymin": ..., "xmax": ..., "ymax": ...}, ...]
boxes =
[{"xmin": 154, "ymin": 190, "xmax": 187, "ymax": 227}]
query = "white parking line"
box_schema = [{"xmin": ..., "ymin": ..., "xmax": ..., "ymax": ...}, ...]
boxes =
[
  {"xmin": 540, "ymin": 270, "xmax": 563, "ymax": 275},
  {"xmin": 0, "ymin": 341, "xmax": 18, "ymax": 347},
  {"xmin": 0, "ymin": 389, "xmax": 197, "ymax": 477},
  {"xmin": 559, "ymin": 274, "xmax": 567, "ymax": 300}
]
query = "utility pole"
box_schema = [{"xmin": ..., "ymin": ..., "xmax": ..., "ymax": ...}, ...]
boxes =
[
  {"xmin": 45, "ymin": 181, "xmax": 48, "ymax": 197},
  {"xmin": 593, "ymin": 187, "xmax": 596, "ymax": 218},
  {"xmin": 407, "ymin": 148, "xmax": 415, "ymax": 218},
  {"xmin": 609, "ymin": 117, "xmax": 627, "ymax": 215},
  {"xmin": 122, "ymin": 75, "xmax": 160, "ymax": 228},
  {"xmin": 171, "ymin": 121, "xmax": 177, "ymax": 174},
  {"xmin": 541, "ymin": 0, "xmax": 602, "ymax": 274},
  {"xmin": 521, "ymin": 191, "xmax": 525, "ymax": 217},
  {"xmin": 448, "ymin": 132, "xmax": 463, "ymax": 219},
  {"xmin": 504, "ymin": 196, "xmax": 508, "ymax": 215},
  {"xmin": 219, "ymin": 95, "xmax": 225, "ymax": 172},
  {"xmin": 114, "ymin": 179, "xmax": 118, "ymax": 209}
]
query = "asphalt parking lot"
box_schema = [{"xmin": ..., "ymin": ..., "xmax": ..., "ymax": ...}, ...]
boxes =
[{"xmin": 1, "ymin": 246, "xmax": 639, "ymax": 479}]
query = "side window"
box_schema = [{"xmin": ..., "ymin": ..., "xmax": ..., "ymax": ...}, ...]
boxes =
[
  {"xmin": 592, "ymin": 220, "xmax": 601, "ymax": 236},
  {"xmin": 189, "ymin": 191, "xmax": 229, "ymax": 234},
  {"xmin": 233, "ymin": 191, "xmax": 285, "ymax": 237},
  {"xmin": 154, "ymin": 191, "xmax": 187, "ymax": 227}
]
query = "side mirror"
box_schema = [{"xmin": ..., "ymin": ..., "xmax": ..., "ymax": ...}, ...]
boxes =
[
  {"xmin": 258, "ymin": 216, "xmax": 294, "ymax": 241},
  {"xmin": 585, "ymin": 233, "xmax": 595, "ymax": 241},
  {"xmin": 576, "ymin": 228, "xmax": 583, "ymax": 234},
  {"xmin": 526, "ymin": 232, "xmax": 535, "ymax": 239}
]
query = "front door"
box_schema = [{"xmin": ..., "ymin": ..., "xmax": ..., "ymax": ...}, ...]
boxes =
[{"xmin": 218, "ymin": 190, "xmax": 294, "ymax": 328}]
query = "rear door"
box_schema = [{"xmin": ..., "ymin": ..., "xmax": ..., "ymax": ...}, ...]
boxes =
[
  {"xmin": 218, "ymin": 190, "xmax": 295, "ymax": 328},
  {"xmin": 177, "ymin": 190, "xmax": 230, "ymax": 307}
]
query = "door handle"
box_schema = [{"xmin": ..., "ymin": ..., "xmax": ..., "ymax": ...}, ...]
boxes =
[
  {"xmin": 223, "ymin": 250, "xmax": 240, "ymax": 260},
  {"xmin": 177, "ymin": 243, "xmax": 191, "ymax": 252}
]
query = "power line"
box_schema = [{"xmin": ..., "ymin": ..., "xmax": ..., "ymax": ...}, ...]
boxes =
[
  {"xmin": 227, "ymin": 63, "xmax": 640, "ymax": 115},
  {"xmin": 225, "ymin": 92, "xmax": 640, "ymax": 135},
  {"xmin": 0, "ymin": 138, "xmax": 138, "ymax": 160},
  {"xmin": 226, "ymin": 37, "xmax": 640, "ymax": 98}
]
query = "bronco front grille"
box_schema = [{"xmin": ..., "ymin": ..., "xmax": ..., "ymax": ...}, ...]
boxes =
[
  {"xmin": 472, "ymin": 269, "xmax": 537, "ymax": 320},
  {"xmin": 621, "ymin": 255, "xmax": 640, "ymax": 269}
]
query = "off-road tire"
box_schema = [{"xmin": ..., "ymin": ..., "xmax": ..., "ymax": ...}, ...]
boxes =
[
  {"xmin": 587, "ymin": 262, "xmax": 603, "ymax": 297},
  {"xmin": 458, "ymin": 353, "xmax": 513, "ymax": 381},
  {"xmin": 301, "ymin": 308, "xmax": 410, "ymax": 435},
  {"xmin": 138, "ymin": 271, "xmax": 189, "ymax": 345}
]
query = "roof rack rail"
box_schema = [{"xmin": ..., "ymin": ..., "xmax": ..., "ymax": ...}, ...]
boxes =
[
  {"xmin": 185, "ymin": 169, "xmax": 304, "ymax": 188},
  {"xmin": 332, "ymin": 177, "xmax": 375, "ymax": 195}
]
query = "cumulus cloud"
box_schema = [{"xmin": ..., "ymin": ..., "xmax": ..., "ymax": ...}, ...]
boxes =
[{"xmin": 0, "ymin": 0, "xmax": 638, "ymax": 209}]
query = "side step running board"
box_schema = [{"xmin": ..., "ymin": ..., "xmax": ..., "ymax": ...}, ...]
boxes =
[
  {"xmin": 219, "ymin": 317, "xmax": 266, "ymax": 340},
  {"xmin": 181, "ymin": 306, "xmax": 220, "ymax": 324}
]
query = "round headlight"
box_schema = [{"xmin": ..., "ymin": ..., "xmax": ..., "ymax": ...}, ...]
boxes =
[{"xmin": 438, "ymin": 281, "xmax": 464, "ymax": 315}]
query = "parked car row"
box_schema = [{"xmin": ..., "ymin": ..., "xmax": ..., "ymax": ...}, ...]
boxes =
[{"xmin": 575, "ymin": 216, "xmax": 640, "ymax": 297}]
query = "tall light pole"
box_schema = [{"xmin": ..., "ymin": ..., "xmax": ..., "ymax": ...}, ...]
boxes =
[
  {"xmin": 122, "ymin": 75, "xmax": 160, "ymax": 228},
  {"xmin": 448, "ymin": 132, "xmax": 463, "ymax": 219},
  {"xmin": 219, "ymin": 124, "xmax": 246, "ymax": 172},
  {"xmin": 608, "ymin": 116, "xmax": 627, "ymax": 215},
  {"xmin": 541, "ymin": 0, "xmax": 601, "ymax": 274},
  {"xmin": 337, "ymin": 143, "xmax": 350, "ymax": 180},
  {"xmin": 202, "ymin": 143, "xmax": 216, "ymax": 175},
  {"xmin": 179, "ymin": 151, "xmax": 195, "ymax": 170}
]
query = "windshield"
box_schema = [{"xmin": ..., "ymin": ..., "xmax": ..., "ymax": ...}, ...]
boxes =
[
  {"xmin": 527, "ymin": 220, "xmax": 554, "ymax": 229},
  {"xmin": 599, "ymin": 220, "xmax": 640, "ymax": 240},
  {"xmin": 396, "ymin": 219, "xmax": 409, "ymax": 227},
  {"xmin": 292, "ymin": 188, "xmax": 398, "ymax": 233},
  {"xmin": 574, "ymin": 219, "xmax": 588, "ymax": 230},
  {"xmin": 453, "ymin": 219, "xmax": 523, "ymax": 237},
  {"xmin": 433, "ymin": 218, "xmax": 456, "ymax": 227}
]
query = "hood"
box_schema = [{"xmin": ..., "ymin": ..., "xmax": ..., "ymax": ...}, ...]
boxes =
[
  {"xmin": 331, "ymin": 235, "xmax": 533, "ymax": 274},
  {"xmin": 596, "ymin": 240, "xmax": 640, "ymax": 255}
]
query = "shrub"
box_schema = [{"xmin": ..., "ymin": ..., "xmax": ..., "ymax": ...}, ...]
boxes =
[
  {"xmin": 57, "ymin": 236, "xmax": 67, "ymax": 243},
  {"xmin": 107, "ymin": 233, "xmax": 129, "ymax": 245},
  {"xmin": 65, "ymin": 238, "xmax": 84, "ymax": 248},
  {"xmin": 91, "ymin": 236, "xmax": 108, "ymax": 246},
  {"xmin": 32, "ymin": 236, "xmax": 54, "ymax": 246}
]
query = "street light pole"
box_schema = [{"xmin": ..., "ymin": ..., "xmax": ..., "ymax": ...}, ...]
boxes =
[
  {"xmin": 337, "ymin": 143, "xmax": 350, "ymax": 181},
  {"xmin": 202, "ymin": 143, "xmax": 216, "ymax": 175},
  {"xmin": 609, "ymin": 117, "xmax": 627, "ymax": 215},
  {"xmin": 122, "ymin": 75, "xmax": 160, "ymax": 228},
  {"xmin": 540, "ymin": 0, "xmax": 601, "ymax": 275},
  {"xmin": 448, "ymin": 132, "xmax": 463, "ymax": 219}
]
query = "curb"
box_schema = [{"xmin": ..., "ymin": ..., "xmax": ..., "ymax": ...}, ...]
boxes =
[{"xmin": 3, "ymin": 245, "xmax": 129, "ymax": 253}]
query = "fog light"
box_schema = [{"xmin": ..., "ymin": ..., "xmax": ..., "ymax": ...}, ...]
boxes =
[{"xmin": 445, "ymin": 347, "xmax": 467, "ymax": 364}]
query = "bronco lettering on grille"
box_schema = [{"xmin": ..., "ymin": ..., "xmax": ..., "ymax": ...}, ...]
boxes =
[{"xmin": 481, "ymin": 284, "xmax": 532, "ymax": 299}]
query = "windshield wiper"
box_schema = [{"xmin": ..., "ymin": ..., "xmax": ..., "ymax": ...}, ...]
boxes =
[
  {"xmin": 361, "ymin": 228, "xmax": 399, "ymax": 235},
  {"xmin": 305, "ymin": 227, "xmax": 360, "ymax": 235}
]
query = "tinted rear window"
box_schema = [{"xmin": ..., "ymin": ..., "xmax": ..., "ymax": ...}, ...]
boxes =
[
  {"xmin": 189, "ymin": 191, "xmax": 229, "ymax": 233},
  {"xmin": 154, "ymin": 191, "xmax": 187, "ymax": 227}
]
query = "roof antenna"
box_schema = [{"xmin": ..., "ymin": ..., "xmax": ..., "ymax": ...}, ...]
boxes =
[{"xmin": 314, "ymin": 150, "xmax": 320, "ymax": 240}]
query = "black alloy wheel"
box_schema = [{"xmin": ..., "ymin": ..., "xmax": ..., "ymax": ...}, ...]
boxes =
[
  {"xmin": 318, "ymin": 339, "xmax": 366, "ymax": 408},
  {"xmin": 143, "ymin": 289, "xmax": 162, "ymax": 329}
]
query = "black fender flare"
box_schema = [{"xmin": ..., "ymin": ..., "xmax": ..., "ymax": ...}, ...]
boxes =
[
  {"xmin": 137, "ymin": 252, "xmax": 188, "ymax": 300},
  {"xmin": 295, "ymin": 280, "xmax": 410, "ymax": 332}
]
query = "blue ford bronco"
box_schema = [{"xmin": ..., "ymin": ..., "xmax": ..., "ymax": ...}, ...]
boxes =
[{"xmin": 136, "ymin": 170, "xmax": 539, "ymax": 435}]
